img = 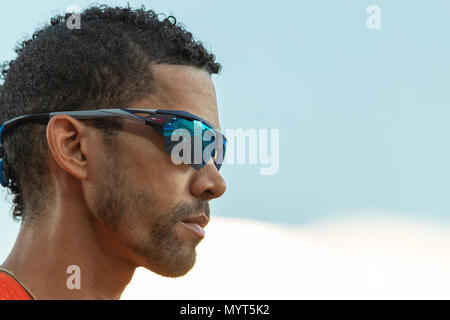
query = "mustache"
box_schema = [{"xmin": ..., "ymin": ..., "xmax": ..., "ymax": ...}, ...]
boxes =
[{"xmin": 173, "ymin": 199, "xmax": 210, "ymax": 221}]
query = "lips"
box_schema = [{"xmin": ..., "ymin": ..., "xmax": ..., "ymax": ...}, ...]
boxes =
[
  {"xmin": 181, "ymin": 214, "xmax": 210, "ymax": 228},
  {"xmin": 180, "ymin": 214, "xmax": 210, "ymax": 238}
]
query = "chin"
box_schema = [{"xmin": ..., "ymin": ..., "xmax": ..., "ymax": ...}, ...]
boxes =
[{"xmin": 143, "ymin": 250, "xmax": 198, "ymax": 278}]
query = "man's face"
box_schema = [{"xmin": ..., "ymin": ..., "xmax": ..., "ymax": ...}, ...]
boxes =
[{"xmin": 85, "ymin": 64, "xmax": 226, "ymax": 277}]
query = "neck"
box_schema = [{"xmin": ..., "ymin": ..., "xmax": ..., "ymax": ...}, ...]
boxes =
[{"xmin": 1, "ymin": 205, "xmax": 137, "ymax": 300}]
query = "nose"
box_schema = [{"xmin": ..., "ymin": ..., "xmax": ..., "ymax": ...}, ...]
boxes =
[{"xmin": 190, "ymin": 160, "xmax": 227, "ymax": 201}]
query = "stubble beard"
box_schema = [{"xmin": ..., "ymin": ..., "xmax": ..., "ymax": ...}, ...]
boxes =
[{"xmin": 95, "ymin": 152, "xmax": 208, "ymax": 277}]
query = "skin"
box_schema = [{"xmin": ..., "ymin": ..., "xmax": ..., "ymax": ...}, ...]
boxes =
[{"xmin": 0, "ymin": 64, "xmax": 227, "ymax": 299}]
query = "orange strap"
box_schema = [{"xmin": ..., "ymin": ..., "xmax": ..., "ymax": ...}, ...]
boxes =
[{"xmin": 0, "ymin": 271, "xmax": 32, "ymax": 300}]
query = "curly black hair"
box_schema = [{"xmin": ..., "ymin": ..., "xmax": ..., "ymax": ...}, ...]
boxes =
[{"xmin": 0, "ymin": 4, "xmax": 221, "ymax": 222}]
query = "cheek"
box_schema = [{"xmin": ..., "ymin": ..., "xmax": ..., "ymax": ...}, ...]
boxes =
[{"xmin": 120, "ymin": 141, "xmax": 192, "ymax": 207}]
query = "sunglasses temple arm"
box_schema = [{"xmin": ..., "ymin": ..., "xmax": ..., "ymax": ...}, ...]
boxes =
[
  {"xmin": 47, "ymin": 109, "xmax": 146, "ymax": 124},
  {"xmin": 0, "ymin": 109, "xmax": 150, "ymax": 147}
]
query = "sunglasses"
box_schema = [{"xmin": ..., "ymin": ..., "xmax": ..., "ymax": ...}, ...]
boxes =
[{"xmin": 0, "ymin": 108, "xmax": 227, "ymax": 187}]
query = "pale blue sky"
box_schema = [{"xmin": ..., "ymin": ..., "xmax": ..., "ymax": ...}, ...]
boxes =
[{"xmin": 1, "ymin": 0, "xmax": 450, "ymax": 251}]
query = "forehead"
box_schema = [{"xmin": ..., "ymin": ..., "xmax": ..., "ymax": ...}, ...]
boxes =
[{"xmin": 130, "ymin": 64, "xmax": 220, "ymax": 130}]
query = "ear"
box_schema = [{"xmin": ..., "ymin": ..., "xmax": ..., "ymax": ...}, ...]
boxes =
[{"xmin": 46, "ymin": 115, "xmax": 89, "ymax": 181}]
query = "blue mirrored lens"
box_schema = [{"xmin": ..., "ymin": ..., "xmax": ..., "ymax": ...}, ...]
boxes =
[{"xmin": 163, "ymin": 117, "xmax": 225, "ymax": 170}]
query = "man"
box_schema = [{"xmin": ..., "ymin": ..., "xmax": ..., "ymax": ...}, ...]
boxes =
[{"xmin": 0, "ymin": 5, "xmax": 226, "ymax": 300}]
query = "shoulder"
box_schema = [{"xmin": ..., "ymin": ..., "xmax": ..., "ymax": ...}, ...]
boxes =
[{"xmin": 0, "ymin": 271, "xmax": 32, "ymax": 300}]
